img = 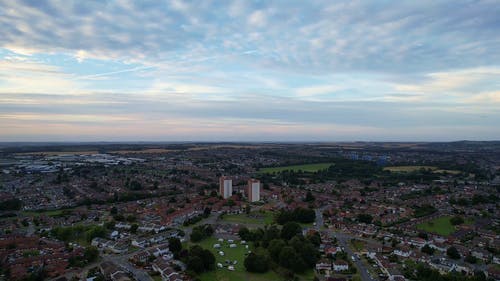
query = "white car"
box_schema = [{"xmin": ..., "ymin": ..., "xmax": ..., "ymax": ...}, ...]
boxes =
[
  {"xmin": 219, "ymin": 251, "xmax": 225, "ymax": 256},
  {"xmin": 228, "ymin": 266, "xmax": 235, "ymax": 271},
  {"xmin": 217, "ymin": 263, "xmax": 223, "ymax": 268}
]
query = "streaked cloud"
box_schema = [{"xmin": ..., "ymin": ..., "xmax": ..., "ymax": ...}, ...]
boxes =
[{"xmin": 0, "ymin": 0, "xmax": 499, "ymax": 141}]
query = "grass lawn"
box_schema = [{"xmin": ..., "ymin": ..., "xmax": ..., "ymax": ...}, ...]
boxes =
[
  {"xmin": 222, "ymin": 211, "xmax": 275, "ymax": 225},
  {"xmin": 296, "ymin": 269, "xmax": 315, "ymax": 281},
  {"xmin": 150, "ymin": 274, "xmax": 162, "ymax": 281},
  {"xmin": 416, "ymin": 216, "xmax": 457, "ymax": 236},
  {"xmin": 193, "ymin": 237, "xmax": 282, "ymax": 281},
  {"xmin": 22, "ymin": 208, "xmax": 74, "ymax": 217},
  {"xmin": 350, "ymin": 239, "xmax": 366, "ymax": 252},
  {"xmin": 259, "ymin": 163, "xmax": 334, "ymax": 174}
]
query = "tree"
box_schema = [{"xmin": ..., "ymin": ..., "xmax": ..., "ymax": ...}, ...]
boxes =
[
  {"xmin": 190, "ymin": 224, "xmax": 213, "ymax": 242},
  {"xmin": 421, "ymin": 244, "xmax": 435, "ymax": 255},
  {"xmin": 276, "ymin": 207, "xmax": 316, "ymax": 224},
  {"xmin": 130, "ymin": 223, "xmax": 138, "ymax": 234},
  {"xmin": 110, "ymin": 206, "xmax": 117, "ymax": 215},
  {"xmin": 129, "ymin": 180, "xmax": 142, "ymax": 190},
  {"xmin": 279, "ymin": 246, "xmax": 307, "ymax": 273},
  {"xmin": 169, "ymin": 237, "xmax": 182, "ymax": 254},
  {"xmin": 304, "ymin": 191, "xmax": 315, "ymax": 202},
  {"xmin": 290, "ymin": 236, "xmax": 319, "ymax": 266},
  {"xmin": 190, "ymin": 229, "xmax": 204, "ymax": 242},
  {"xmin": 446, "ymin": 246, "xmax": 461, "ymax": 259},
  {"xmin": 83, "ymin": 246, "xmax": 99, "ymax": 262},
  {"xmin": 307, "ymin": 232, "xmax": 321, "ymax": 246},
  {"xmin": 187, "ymin": 256, "xmax": 205, "ymax": 273},
  {"xmin": 450, "ymin": 216, "xmax": 465, "ymax": 225},
  {"xmin": 203, "ymin": 207, "xmax": 211, "ymax": 217},
  {"xmin": 418, "ymin": 232, "xmax": 429, "ymax": 240},
  {"xmin": 226, "ymin": 199, "xmax": 235, "ymax": 206},
  {"xmin": 357, "ymin": 213, "xmax": 373, "ymax": 224},
  {"xmin": 268, "ymin": 239, "xmax": 286, "ymax": 262},
  {"xmin": 0, "ymin": 199, "xmax": 22, "ymax": 211},
  {"xmin": 464, "ymin": 254, "xmax": 477, "ymax": 264},
  {"xmin": 245, "ymin": 205, "xmax": 251, "ymax": 214},
  {"xmin": 187, "ymin": 246, "xmax": 215, "ymax": 273},
  {"xmin": 281, "ymin": 222, "xmax": 302, "ymax": 240},
  {"xmin": 263, "ymin": 225, "xmax": 281, "ymax": 244},
  {"xmin": 238, "ymin": 227, "xmax": 252, "ymax": 241},
  {"xmin": 244, "ymin": 253, "xmax": 270, "ymax": 273}
]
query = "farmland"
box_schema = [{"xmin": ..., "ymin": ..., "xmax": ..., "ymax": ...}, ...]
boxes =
[{"xmin": 384, "ymin": 166, "xmax": 460, "ymax": 174}]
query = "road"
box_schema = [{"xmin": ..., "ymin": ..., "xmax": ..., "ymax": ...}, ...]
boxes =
[
  {"xmin": 103, "ymin": 212, "xmax": 221, "ymax": 281},
  {"xmin": 103, "ymin": 254, "xmax": 152, "ymax": 281},
  {"xmin": 315, "ymin": 208, "xmax": 376, "ymax": 281}
]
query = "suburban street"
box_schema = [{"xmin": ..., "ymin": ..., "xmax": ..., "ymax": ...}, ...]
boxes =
[
  {"xmin": 315, "ymin": 208, "xmax": 376, "ymax": 281},
  {"xmin": 103, "ymin": 254, "xmax": 152, "ymax": 281}
]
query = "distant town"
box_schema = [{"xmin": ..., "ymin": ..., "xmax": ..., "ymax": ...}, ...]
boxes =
[{"xmin": 0, "ymin": 141, "xmax": 499, "ymax": 281}]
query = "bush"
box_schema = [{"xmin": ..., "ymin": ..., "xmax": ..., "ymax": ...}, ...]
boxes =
[
  {"xmin": 450, "ymin": 216, "xmax": 464, "ymax": 225},
  {"xmin": 446, "ymin": 247, "xmax": 460, "ymax": 260},
  {"xmin": 244, "ymin": 253, "xmax": 270, "ymax": 273}
]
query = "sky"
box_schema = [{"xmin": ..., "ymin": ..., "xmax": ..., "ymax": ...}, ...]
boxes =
[{"xmin": 0, "ymin": 0, "xmax": 499, "ymax": 142}]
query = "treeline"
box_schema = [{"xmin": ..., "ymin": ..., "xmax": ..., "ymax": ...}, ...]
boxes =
[
  {"xmin": 168, "ymin": 237, "xmax": 216, "ymax": 274},
  {"xmin": 450, "ymin": 194, "xmax": 499, "ymax": 206},
  {"xmin": 190, "ymin": 224, "xmax": 214, "ymax": 242},
  {"xmin": 68, "ymin": 246, "xmax": 99, "ymax": 267},
  {"xmin": 413, "ymin": 205, "xmax": 437, "ymax": 218},
  {"xmin": 183, "ymin": 208, "xmax": 211, "ymax": 226},
  {"xmin": 403, "ymin": 262, "xmax": 490, "ymax": 281},
  {"xmin": 50, "ymin": 225, "xmax": 106, "ymax": 243},
  {"xmin": 239, "ymin": 222, "xmax": 320, "ymax": 275},
  {"xmin": 259, "ymin": 157, "xmax": 441, "ymax": 186},
  {"xmin": 0, "ymin": 198, "xmax": 22, "ymax": 211},
  {"xmin": 275, "ymin": 207, "xmax": 315, "ymax": 225}
]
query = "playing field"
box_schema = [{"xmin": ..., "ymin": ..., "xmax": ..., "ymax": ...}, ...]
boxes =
[
  {"xmin": 259, "ymin": 163, "xmax": 334, "ymax": 173},
  {"xmin": 416, "ymin": 216, "xmax": 456, "ymax": 236},
  {"xmin": 221, "ymin": 211, "xmax": 275, "ymax": 225}
]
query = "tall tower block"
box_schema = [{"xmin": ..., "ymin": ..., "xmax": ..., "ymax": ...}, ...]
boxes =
[
  {"xmin": 247, "ymin": 179, "xmax": 260, "ymax": 202},
  {"xmin": 219, "ymin": 176, "xmax": 233, "ymax": 199}
]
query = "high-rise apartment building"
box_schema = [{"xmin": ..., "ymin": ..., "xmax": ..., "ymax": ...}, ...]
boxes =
[
  {"xmin": 219, "ymin": 176, "xmax": 233, "ymax": 199},
  {"xmin": 247, "ymin": 179, "xmax": 260, "ymax": 202}
]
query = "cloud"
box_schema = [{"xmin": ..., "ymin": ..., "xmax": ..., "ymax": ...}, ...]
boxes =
[
  {"xmin": 0, "ymin": 1, "xmax": 498, "ymax": 72},
  {"xmin": 465, "ymin": 91, "xmax": 500, "ymax": 103},
  {"xmin": 0, "ymin": 59, "xmax": 81, "ymax": 94},
  {"xmin": 0, "ymin": 1, "xmax": 499, "ymax": 141}
]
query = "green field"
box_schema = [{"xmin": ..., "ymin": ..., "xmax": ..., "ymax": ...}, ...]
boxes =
[
  {"xmin": 416, "ymin": 216, "xmax": 457, "ymax": 236},
  {"xmin": 384, "ymin": 166, "xmax": 460, "ymax": 174},
  {"xmin": 350, "ymin": 239, "xmax": 366, "ymax": 252},
  {"xmin": 383, "ymin": 166, "xmax": 438, "ymax": 172},
  {"xmin": 194, "ymin": 237, "xmax": 281, "ymax": 281},
  {"xmin": 259, "ymin": 163, "xmax": 334, "ymax": 174},
  {"xmin": 221, "ymin": 211, "xmax": 275, "ymax": 225}
]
